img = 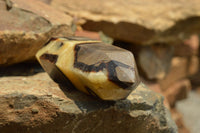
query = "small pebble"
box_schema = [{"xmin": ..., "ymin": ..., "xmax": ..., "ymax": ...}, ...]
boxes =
[{"xmin": 31, "ymin": 108, "xmax": 39, "ymax": 114}]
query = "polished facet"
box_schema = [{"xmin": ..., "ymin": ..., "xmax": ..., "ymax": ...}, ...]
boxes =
[{"xmin": 36, "ymin": 37, "xmax": 140, "ymax": 100}]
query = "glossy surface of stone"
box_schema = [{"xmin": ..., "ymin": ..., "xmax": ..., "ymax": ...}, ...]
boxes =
[{"xmin": 36, "ymin": 37, "xmax": 140, "ymax": 100}]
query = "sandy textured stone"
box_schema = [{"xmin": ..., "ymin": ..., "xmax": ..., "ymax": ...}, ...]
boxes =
[
  {"xmin": 50, "ymin": 0, "xmax": 200, "ymax": 45},
  {"xmin": 144, "ymin": 81, "xmax": 170, "ymax": 110},
  {"xmin": 0, "ymin": 71, "xmax": 177, "ymax": 133},
  {"xmin": 0, "ymin": 0, "xmax": 73, "ymax": 66}
]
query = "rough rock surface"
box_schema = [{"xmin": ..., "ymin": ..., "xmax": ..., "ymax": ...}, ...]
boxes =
[
  {"xmin": 144, "ymin": 81, "xmax": 170, "ymax": 109},
  {"xmin": 50, "ymin": 0, "xmax": 200, "ymax": 45},
  {"xmin": 0, "ymin": 0, "xmax": 73, "ymax": 66},
  {"xmin": 164, "ymin": 79, "xmax": 191, "ymax": 107},
  {"xmin": 0, "ymin": 70, "xmax": 177, "ymax": 133},
  {"xmin": 144, "ymin": 81, "xmax": 191, "ymax": 133}
]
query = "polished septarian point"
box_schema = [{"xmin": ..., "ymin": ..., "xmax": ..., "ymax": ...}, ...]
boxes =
[{"xmin": 36, "ymin": 36, "xmax": 140, "ymax": 100}]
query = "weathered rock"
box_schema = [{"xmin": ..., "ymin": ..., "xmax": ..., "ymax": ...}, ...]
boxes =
[
  {"xmin": 164, "ymin": 79, "xmax": 191, "ymax": 107},
  {"xmin": 0, "ymin": 71, "xmax": 177, "ymax": 133},
  {"xmin": 174, "ymin": 35, "xmax": 199, "ymax": 57},
  {"xmin": 0, "ymin": 62, "xmax": 43, "ymax": 76},
  {"xmin": 159, "ymin": 56, "xmax": 199, "ymax": 91},
  {"xmin": 144, "ymin": 81, "xmax": 170, "ymax": 109},
  {"xmin": 50, "ymin": 0, "xmax": 200, "ymax": 45},
  {"xmin": 190, "ymin": 71, "xmax": 200, "ymax": 88},
  {"xmin": 75, "ymin": 30, "xmax": 100, "ymax": 40},
  {"xmin": 0, "ymin": 0, "xmax": 73, "ymax": 66},
  {"xmin": 144, "ymin": 80, "xmax": 191, "ymax": 132},
  {"xmin": 138, "ymin": 44, "xmax": 174, "ymax": 80},
  {"xmin": 75, "ymin": 30, "xmax": 114, "ymax": 44}
]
